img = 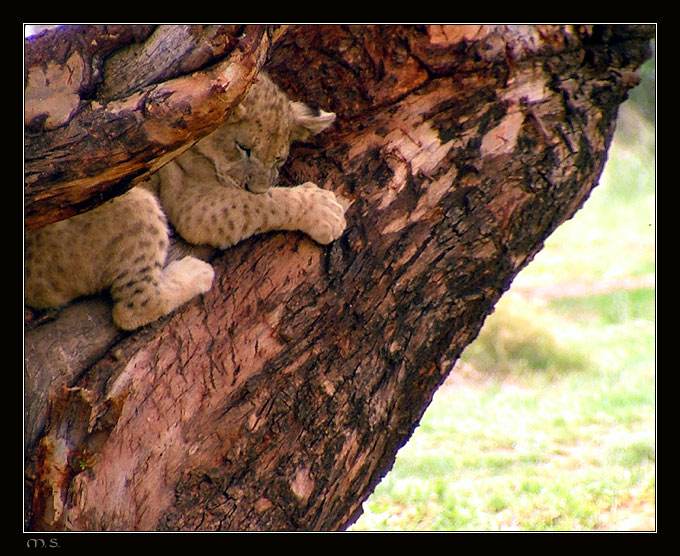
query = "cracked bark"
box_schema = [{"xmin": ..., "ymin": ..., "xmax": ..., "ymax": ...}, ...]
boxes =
[{"xmin": 24, "ymin": 24, "xmax": 654, "ymax": 531}]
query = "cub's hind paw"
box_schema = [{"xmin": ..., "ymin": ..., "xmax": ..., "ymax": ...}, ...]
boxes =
[
  {"xmin": 112, "ymin": 257, "xmax": 215, "ymax": 330},
  {"xmin": 164, "ymin": 257, "xmax": 215, "ymax": 295}
]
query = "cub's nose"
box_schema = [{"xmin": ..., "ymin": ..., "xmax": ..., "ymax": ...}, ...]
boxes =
[{"xmin": 245, "ymin": 178, "xmax": 270, "ymax": 194}]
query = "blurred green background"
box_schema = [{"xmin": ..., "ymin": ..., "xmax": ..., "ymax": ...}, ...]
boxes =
[{"xmin": 351, "ymin": 44, "xmax": 655, "ymax": 532}]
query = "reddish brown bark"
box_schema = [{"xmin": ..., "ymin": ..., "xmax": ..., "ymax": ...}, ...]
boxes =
[{"xmin": 24, "ymin": 24, "xmax": 654, "ymax": 531}]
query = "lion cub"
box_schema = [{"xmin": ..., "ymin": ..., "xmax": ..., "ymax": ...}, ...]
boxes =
[{"xmin": 25, "ymin": 73, "xmax": 346, "ymax": 330}]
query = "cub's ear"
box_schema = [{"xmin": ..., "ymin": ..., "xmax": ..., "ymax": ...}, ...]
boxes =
[{"xmin": 291, "ymin": 102, "xmax": 336, "ymax": 142}]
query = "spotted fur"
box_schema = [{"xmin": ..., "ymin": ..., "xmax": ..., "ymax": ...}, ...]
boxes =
[{"xmin": 25, "ymin": 73, "xmax": 345, "ymax": 330}]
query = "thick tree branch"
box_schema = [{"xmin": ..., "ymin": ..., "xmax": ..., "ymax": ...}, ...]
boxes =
[{"xmin": 24, "ymin": 25, "xmax": 284, "ymax": 231}]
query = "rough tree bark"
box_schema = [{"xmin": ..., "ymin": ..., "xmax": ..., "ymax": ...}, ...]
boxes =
[{"xmin": 24, "ymin": 24, "xmax": 654, "ymax": 531}]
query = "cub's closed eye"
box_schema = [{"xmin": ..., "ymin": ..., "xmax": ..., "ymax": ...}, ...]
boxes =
[{"xmin": 236, "ymin": 143, "xmax": 251, "ymax": 158}]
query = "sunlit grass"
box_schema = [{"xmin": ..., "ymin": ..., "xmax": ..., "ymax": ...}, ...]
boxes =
[
  {"xmin": 352, "ymin": 317, "xmax": 655, "ymax": 531},
  {"xmin": 350, "ymin": 79, "xmax": 655, "ymax": 532}
]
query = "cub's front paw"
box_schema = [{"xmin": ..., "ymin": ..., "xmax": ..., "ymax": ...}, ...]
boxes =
[{"xmin": 297, "ymin": 182, "xmax": 347, "ymax": 245}]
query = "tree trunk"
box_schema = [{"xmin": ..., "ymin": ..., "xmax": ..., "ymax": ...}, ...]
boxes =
[{"xmin": 24, "ymin": 24, "xmax": 654, "ymax": 531}]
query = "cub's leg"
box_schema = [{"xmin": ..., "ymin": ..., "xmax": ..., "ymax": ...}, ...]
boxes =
[
  {"xmin": 160, "ymin": 181, "xmax": 346, "ymax": 249},
  {"xmin": 102, "ymin": 189, "xmax": 215, "ymax": 330},
  {"xmin": 110, "ymin": 255, "xmax": 215, "ymax": 331},
  {"xmin": 25, "ymin": 188, "xmax": 214, "ymax": 330}
]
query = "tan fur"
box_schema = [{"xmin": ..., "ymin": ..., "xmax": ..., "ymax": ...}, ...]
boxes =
[{"xmin": 25, "ymin": 73, "xmax": 345, "ymax": 330}]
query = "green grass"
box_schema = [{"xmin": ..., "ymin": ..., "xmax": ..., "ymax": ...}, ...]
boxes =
[
  {"xmin": 350, "ymin": 75, "xmax": 655, "ymax": 531},
  {"xmin": 548, "ymin": 288, "xmax": 655, "ymax": 325}
]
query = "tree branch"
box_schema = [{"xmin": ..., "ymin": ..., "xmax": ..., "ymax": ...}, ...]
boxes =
[{"xmin": 24, "ymin": 25, "xmax": 281, "ymax": 231}]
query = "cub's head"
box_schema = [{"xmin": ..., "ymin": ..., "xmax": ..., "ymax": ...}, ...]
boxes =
[{"xmin": 214, "ymin": 73, "xmax": 336, "ymax": 194}]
